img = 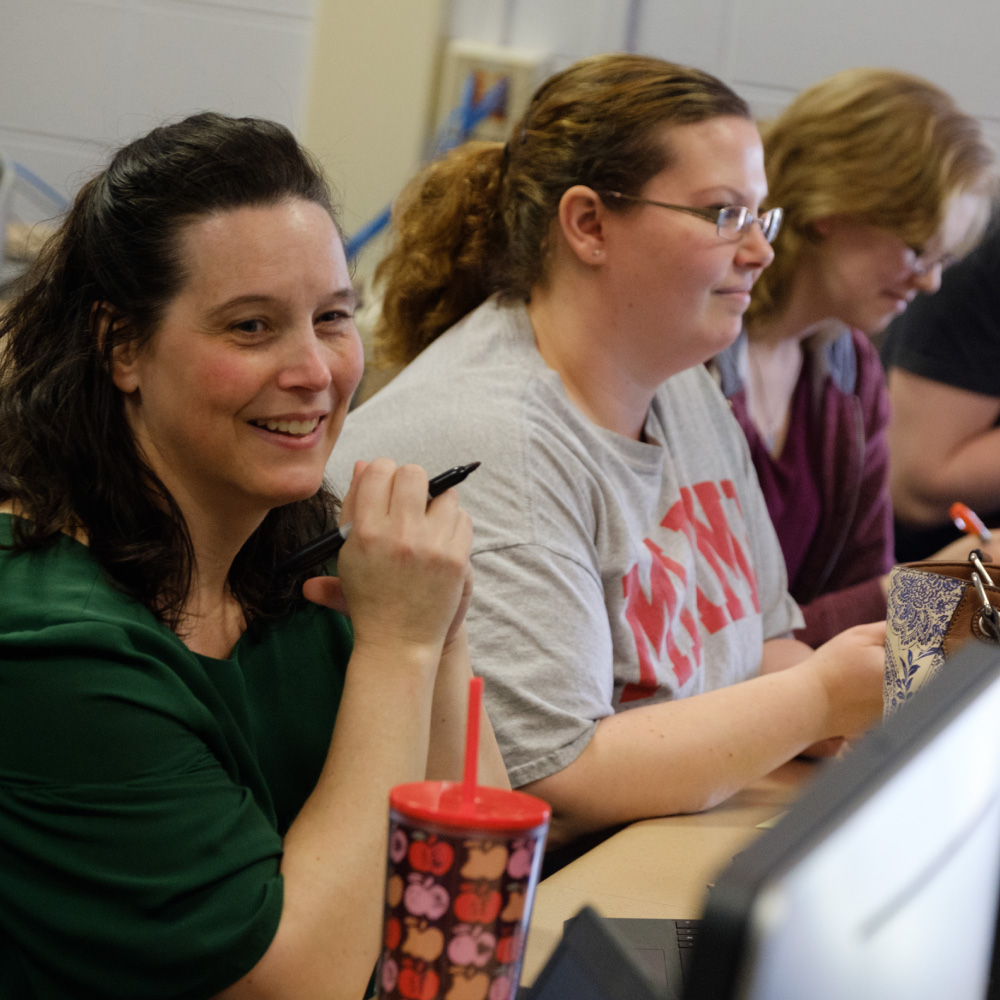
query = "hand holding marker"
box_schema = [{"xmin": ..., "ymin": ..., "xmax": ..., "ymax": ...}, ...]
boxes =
[
  {"xmin": 950, "ymin": 502, "xmax": 992, "ymax": 545},
  {"xmin": 275, "ymin": 462, "xmax": 481, "ymax": 576}
]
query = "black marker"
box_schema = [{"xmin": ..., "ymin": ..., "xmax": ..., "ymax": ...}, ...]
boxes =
[{"xmin": 274, "ymin": 462, "xmax": 481, "ymax": 576}]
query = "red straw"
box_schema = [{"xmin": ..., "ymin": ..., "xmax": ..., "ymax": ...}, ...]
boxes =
[{"xmin": 462, "ymin": 676, "xmax": 483, "ymax": 810}]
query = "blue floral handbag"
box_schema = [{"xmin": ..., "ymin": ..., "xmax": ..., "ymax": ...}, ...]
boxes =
[{"xmin": 884, "ymin": 552, "xmax": 1000, "ymax": 715}]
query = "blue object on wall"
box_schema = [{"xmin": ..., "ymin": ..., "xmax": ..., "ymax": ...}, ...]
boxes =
[
  {"xmin": 13, "ymin": 162, "xmax": 68, "ymax": 211},
  {"xmin": 343, "ymin": 74, "xmax": 508, "ymax": 261}
]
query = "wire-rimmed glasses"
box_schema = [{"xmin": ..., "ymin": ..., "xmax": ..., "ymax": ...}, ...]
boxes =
[
  {"xmin": 600, "ymin": 190, "xmax": 783, "ymax": 244},
  {"xmin": 903, "ymin": 243, "xmax": 957, "ymax": 276}
]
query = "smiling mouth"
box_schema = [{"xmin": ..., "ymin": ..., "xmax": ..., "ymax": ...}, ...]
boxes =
[{"xmin": 250, "ymin": 417, "xmax": 322, "ymax": 437}]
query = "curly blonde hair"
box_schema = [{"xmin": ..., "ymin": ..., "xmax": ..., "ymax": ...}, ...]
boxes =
[
  {"xmin": 748, "ymin": 67, "xmax": 995, "ymax": 328},
  {"xmin": 374, "ymin": 52, "xmax": 751, "ymax": 365}
]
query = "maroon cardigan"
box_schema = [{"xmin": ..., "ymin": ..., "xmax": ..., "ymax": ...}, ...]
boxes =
[{"xmin": 713, "ymin": 329, "xmax": 893, "ymax": 646}]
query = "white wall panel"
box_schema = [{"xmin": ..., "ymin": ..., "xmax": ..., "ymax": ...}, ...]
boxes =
[
  {"xmin": 168, "ymin": 0, "xmax": 316, "ymax": 19},
  {"xmin": 0, "ymin": 0, "xmax": 315, "ymax": 202},
  {"xmin": 447, "ymin": 0, "xmax": 508, "ymax": 44},
  {"xmin": 0, "ymin": 0, "xmax": 140, "ymax": 142},
  {"xmin": 506, "ymin": 0, "xmax": 635, "ymax": 64},
  {"xmin": 0, "ymin": 128, "xmax": 105, "ymax": 206},
  {"xmin": 130, "ymin": 4, "xmax": 311, "ymax": 133},
  {"xmin": 445, "ymin": 0, "xmax": 640, "ymax": 63},
  {"xmin": 442, "ymin": 0, "xmax": 1000, "ymax": 145},
  {"xmin": 728, "ymin": 0, "xmax": 1000, "ymax": 127},
  {"xmin": 5, "ymin": 0, "xmax": 1000, "ymax": 220},
  {"xmin": 635, "ymin": 0, "xmax": 731, "ymax": 75}
]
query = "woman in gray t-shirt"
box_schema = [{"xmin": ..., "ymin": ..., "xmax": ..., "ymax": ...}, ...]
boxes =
[{"xmin": 334, "ymin": 53, "xmax": 887, "ymax": 848}]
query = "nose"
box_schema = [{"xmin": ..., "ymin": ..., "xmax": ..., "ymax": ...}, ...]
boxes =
[
  {"xmin": 736, "ymin": 220, "xmax": 775, "ymax": 270},
  {"xmin": 277, "ymin": 327, "xmax": 333, "ymax": 393},
  {"xmin": 909, "ymin": 263, "xmax": 943, "ymax": 295}
]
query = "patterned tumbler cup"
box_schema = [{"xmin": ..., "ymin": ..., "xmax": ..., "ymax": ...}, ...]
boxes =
[{"xmin": 377, "ymin": 781, "xmax": 550, "ymax": 1000}]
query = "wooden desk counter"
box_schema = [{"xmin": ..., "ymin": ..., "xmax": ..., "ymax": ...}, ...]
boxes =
[{"xmin": 521, "ymin": 759, "xmax": 816, "ymax": 984}]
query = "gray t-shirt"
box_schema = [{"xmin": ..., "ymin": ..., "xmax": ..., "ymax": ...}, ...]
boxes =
[{"xmin": 329, "ymin": 298, "xmax": 803, "ymax": 787}]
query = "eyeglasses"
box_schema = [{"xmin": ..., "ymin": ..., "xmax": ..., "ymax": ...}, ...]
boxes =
[
  {"xmin": 600, "ymin": 190, "xmax": 783, "ymax": 243},
  {"xmin": 904, "ymin": 243, "xmax": 957, "ymax": 276}
]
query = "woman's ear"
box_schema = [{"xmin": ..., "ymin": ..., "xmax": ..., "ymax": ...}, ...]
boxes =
[
  {"xmin": 91, "ymin": 302, "xmax": 140, "ymax": 393},
  {"xmin": 557, "ymin": 185, "xmax": 607, "ymax": 266}
]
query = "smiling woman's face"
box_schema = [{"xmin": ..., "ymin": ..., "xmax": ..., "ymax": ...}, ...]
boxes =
[{"xmin": 112, "ymin": 198, "xmax": 364, "ymax": 521}]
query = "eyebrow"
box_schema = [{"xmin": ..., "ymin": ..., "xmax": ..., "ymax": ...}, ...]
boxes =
[
  {"xmin": 690, "ymin": 186, "xmax": 762, "ymax": 205},
  {"xmin": 206, "ymin": 286, "xmax": 359, "ymax": 321}
]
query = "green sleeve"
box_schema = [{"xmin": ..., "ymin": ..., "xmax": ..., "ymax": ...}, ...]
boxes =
[{"xmin": 0, "ymin": 617, "xmax": 285, "ymax": 1000}]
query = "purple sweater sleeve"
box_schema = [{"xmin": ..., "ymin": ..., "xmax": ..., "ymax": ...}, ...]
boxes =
[
  {"xmin": 794, "ymin": 577, "xmax": 887, "ymax": 647},
  {"xmin": 795, "ymin": 331, "xmax": 893, "ymax": 646}
]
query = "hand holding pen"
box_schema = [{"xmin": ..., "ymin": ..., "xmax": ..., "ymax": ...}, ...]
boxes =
[
  {"xmin": 276, "ymin": 462, "xmax": 481, "ymax": 576},
  {"xmin": 299, "ymin": 459, "xmax": 478, "ymax": 655}
]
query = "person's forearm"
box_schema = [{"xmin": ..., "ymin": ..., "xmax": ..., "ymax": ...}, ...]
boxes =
[
  {"xmin": 758, "ymin": 635, "xmax": 813, "ymax": 672},
  {"xmin": 217, "ymin": 639, "xmax": 441, "ymax": 1000},
  {"xmin": 424, "ymin": 625, "xmax": 510, "ymax": 789},
  {"xmin": 893, "ymin": 424, "xmax": 1000, "ymax": 527},
  {"xmin": 888, "ymin": 370, "xmax": 1000, "ymax": 528},
  {"xmin": 217, "ymin": 458, "xmax": 481, "ymax": 998},
  {"xmin": 522, "ymin": 661, "xmax": 843, "ymax": 847}
]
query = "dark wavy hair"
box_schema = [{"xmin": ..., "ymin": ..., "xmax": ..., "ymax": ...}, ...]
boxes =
[{"xmin": 0, "ymin": 111, "xmax": 342, "ymax": 629}]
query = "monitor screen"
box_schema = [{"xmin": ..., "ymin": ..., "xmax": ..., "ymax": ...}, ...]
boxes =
[{"xmin": 686, "ymin": 640, "xmax": 1000, "ymax": 1000}]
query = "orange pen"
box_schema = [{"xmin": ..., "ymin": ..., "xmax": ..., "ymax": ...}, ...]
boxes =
[{"xmin": 950, "ymin": 502, "xmax": 992, "ymax": 544}]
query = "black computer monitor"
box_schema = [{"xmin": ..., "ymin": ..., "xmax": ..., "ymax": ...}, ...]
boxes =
[
  {"xmin": 686, "ymin": 639, "xmax": 1000, "ymax": 1000},
  {"xmin": 521, "ymin": 905, "xmax": 662, "ymax": 1000}
]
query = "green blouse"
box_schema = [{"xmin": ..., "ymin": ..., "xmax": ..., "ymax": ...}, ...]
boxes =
[{"xmin": 0, "ymin": 514, "xmax": 352, "ymax": 998}]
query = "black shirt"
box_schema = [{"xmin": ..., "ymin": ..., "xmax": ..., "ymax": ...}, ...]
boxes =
[{"xmin": 881, "ymin": 217, "xmax": 1000, "ymax": 560}]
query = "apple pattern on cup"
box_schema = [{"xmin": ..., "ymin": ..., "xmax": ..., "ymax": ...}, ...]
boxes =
[
  {"xmin": 387, "ymin": 874, "xmax": 405, "ymax": 909},
  {"xmin": 390, "ymin": 827, "xmax": 409, "ymax": 864},
  {"xmin": 446, "ymin": 925, "xmax": 495, "ymax": 966},
  {"xmin": 397, "ymin": 958, "xmax": 440, "ymax": 1000},
  {"xmin": 410, "ymin": 834, "xmax": 455, "ymax": 877},
  {"xmin": 500, "ymin": 886, "xmax": 523, "ymax": 924},
  {"xmin": 381, "ymin": 955, "xmax": 399, "ymax": 994},
  {"xmin": 445, "ymin": 966, "xmax": 490, "ymax": 1000},
  {"xmin": 385, "ymin": 916, "xmax": 403, "ymax": 951},
  {"xmin": 460, "ymin": 841, "xmax": 508, "ymax": 881},
  {"xmin": 404, "ymin": 874, "xmax": 450, "ymax": 921},
  {"xmin": 488, "ymin": 974, "xmax": 512, "ymax": 1000},
  {"xmin": 506, "ymin": 838, "xmax": 533, "ymax": 880},
  {"xmin": 402, "ymin": 917, "xmax": 446, "ymax": 963},
  {"xmin": 494, "ymin": 928, "xmax": 521, "ymax": 965},
  {"xmin": 378, "ymin": 817, "xmax": 544, "ymax": 1000}
]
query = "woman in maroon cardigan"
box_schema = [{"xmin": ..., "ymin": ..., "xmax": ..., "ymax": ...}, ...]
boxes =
[{"xmin": 711, "ymin": 68, "xmax": 995, "ymax": 646}]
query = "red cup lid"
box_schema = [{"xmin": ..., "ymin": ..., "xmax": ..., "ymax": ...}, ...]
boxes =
[{"xmin": 389, "ymin": 781, "xmax": 550, "ymax": 832}]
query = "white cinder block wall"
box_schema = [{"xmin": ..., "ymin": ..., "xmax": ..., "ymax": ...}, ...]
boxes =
[
  {"xmin": 1, "ymin": 0, "xmax": 998, "ymax": 229},
  {"xmin": 450, "ymin": 0, "xmax": 1000, "ymax": 146},
  {"xmin": 0, "ymin": 0, "xmax": 317, "ymax": 206}
]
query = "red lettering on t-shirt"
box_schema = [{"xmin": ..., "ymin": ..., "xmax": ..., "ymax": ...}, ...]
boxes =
[
  {"xmin": 663, "ymin": 482, "xmax": 760, "ymax": 631},
  {"xmin": 620, "ymin": 480, "xmax": 759, "ymax": 701},
  {"xmin": 621, "ymin": 540, "xmax": 701, "ymax": 701}
]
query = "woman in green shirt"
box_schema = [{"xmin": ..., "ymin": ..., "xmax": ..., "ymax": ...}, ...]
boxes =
[{"xmin": 0, "ymin": 112, "xmax": 507, "ymax": 1000}]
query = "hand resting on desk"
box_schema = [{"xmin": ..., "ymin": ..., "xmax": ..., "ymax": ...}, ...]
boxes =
[
  {"xmin": 761, "ymin": 624, "xmax": 887, "ymax": 758},
  {"xmin": 523, "ymin": 622, "xmax": 886, "ymax": 847}
]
